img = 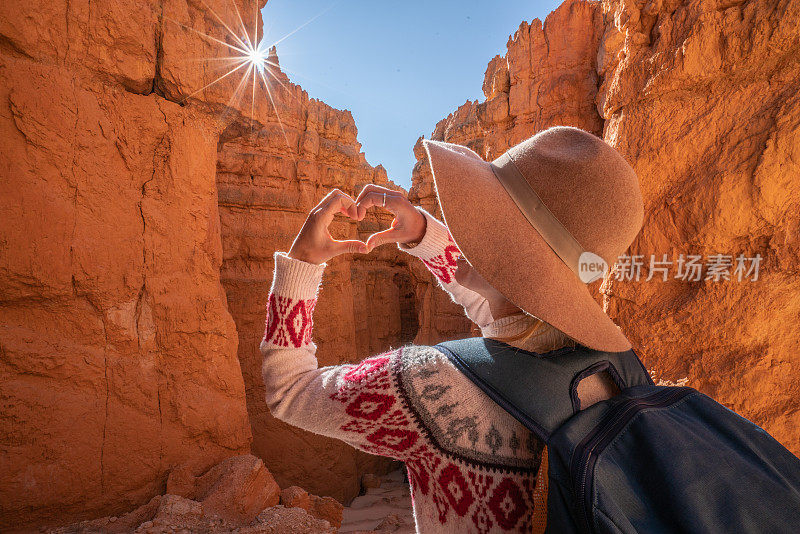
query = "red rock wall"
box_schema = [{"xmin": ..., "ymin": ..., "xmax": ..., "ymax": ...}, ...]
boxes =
[
  {"xmin": 598, "ymin": 0, "xmax": 800, "ymax": 454},
  {"xmin": 410, "ymin": 0, "xmax": 800, "ymax": 455},
  {"xmin": 0, "ymin": 0, "xmax": 260, "ymax": 529},
  {"xmin": 0, "ymin": 0, "xmax": 399, "ymax": 529}
]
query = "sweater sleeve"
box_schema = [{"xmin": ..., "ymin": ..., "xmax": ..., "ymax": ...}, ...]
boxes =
[
  {"xmin": 259, "ymin": 251, "xmax": 425, "ymax": 461},
  {"xmin": 397, "ymin": 206, "xmax": 494, "ymax": 328}
]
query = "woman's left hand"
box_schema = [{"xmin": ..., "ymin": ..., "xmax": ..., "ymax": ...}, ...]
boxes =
[{"xmin": 287, "ymin": 189, "xmax": 369, "ymax": 265}]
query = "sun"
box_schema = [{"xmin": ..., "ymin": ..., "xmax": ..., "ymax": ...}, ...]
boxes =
[{"xmin": 246, "ymin": 46, "xmax": 266, "ymax": 69}]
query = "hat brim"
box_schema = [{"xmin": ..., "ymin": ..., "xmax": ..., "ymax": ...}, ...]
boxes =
[{"xmin": 422, "ymin": 138, "xmax": 632, "ymax": 352}]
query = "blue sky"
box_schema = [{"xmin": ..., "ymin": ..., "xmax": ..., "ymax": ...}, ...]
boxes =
[{"xmin": 259, "ymin": 0, "xmax": 563, "ymax": 191}]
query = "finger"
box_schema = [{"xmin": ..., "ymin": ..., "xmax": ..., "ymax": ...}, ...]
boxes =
[
  {"xmin": 354, "ymin": 184, "xmax": 406, "ymax": 219},
  {"xmin": 330, "ymin": 239, "xmax": 369, "ymax": 256},
  {"xmin": 355, "ymin": 183, "xmax": 400, "ymax": 203},
  {"xmin": 337, "ymin": 202, "xmax": 359, "ymax": 220},
  {"xmin": 354, "ymin": 184, "xmax": 379, "ymax": 220},
  {"xmin": 356, "ymin": 190, "xmax": 406, "ymax": 215},
  {"xmin": 314, "ymin": 189, "xmax": 358, "ymax": 227},
  {"xmin": 365, "ymin": 227, "xmax": 402, "ymax": 252}
]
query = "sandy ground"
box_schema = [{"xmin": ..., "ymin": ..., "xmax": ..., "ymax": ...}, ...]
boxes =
[{"xmin": 339, "ymin": 469, "xmax": 416, "ymax": 533}]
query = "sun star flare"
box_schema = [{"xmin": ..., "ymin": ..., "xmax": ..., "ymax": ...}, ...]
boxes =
[{"xmin": 165, "ymin": 0, "xmax": 302, "ymax": 145}]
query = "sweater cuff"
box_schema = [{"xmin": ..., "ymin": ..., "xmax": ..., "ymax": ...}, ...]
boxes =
[
  {"xmin": 271, "ymin": 251, "xmax": 327, "ymax": 299},
  {"xmin": 396, "ymin": 206, "xmax": 455, "ymax": 262},
  {"xmin": 262, "ymin": 251, "xmax": 326, "ymax": 351}
]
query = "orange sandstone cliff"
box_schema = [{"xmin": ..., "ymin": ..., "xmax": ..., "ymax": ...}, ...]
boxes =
[
  {"xmin": 0, "ymin": 0, "xmax": 404, "ymax": 529},
  {"xmin": 410, "ymin": 0, "xmax": 800, "ymax": 455}
]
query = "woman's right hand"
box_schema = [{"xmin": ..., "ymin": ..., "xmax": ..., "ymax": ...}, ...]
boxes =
[{"xmin": 354, "ymin": 184, "xmax": 427, "ymax": 253}]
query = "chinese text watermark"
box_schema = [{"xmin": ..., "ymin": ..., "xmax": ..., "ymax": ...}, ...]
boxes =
[{"xmin": 611, "ymin": 253, "xmax": 762, "ymax": 282}]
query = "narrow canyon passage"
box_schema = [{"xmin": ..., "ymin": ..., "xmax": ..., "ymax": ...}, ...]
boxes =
[{"xmin": 2, "ymin": 0, "xmax": 800, "ymax": 530}]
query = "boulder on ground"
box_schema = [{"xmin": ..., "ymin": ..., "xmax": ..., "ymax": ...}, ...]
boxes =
[
  {"xmin": 279, "ymin": 485, "xmax": 344, "ymax": 528},
  {"xmin": 166, "ymin": 454, "xmax": 280, "ymax": 524},
  {"xmin": 47, "ymin": 455, "xmax": 335, "ymax": 533}
]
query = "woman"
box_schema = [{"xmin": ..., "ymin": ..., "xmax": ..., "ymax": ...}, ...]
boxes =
[{"xmin": 260, "ymin": 125, "xmax": 643, "ymax": 533}]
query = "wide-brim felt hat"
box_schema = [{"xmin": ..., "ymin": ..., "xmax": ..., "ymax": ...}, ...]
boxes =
[{"xmin": 422, "ymin": 125, "xmax": 644, "ymax": 352}]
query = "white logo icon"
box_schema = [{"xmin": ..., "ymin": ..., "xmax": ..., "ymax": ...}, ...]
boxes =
[{"xmin": 578, "ymin": 251, "xmax": 608, "ymax": 283}]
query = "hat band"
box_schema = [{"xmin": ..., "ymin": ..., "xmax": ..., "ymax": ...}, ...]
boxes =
[{"xmin": 489, "ymin": 152, "xmax": 591, "ymax": 282}]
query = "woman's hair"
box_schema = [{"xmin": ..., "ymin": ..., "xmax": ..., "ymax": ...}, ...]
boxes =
[{"xmin": 491, "ymin": 313, "xmax": 577, "ymax": 353}]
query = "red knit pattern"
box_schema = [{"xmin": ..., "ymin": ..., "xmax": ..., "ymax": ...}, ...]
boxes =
[
  {"xmin": 325, "ymin": 348, "xmax": 541, "ymax": 532},
  {"xmin": 263, "ymin": 292, "xmax": 317, "ymax": 348},
  {"xmin": 329, "ymin": 354, "xmax": 420, "ymax": 457},
  {"xmin": 422, "ymin": 231, "xmax": 461, "ymax": 284}
]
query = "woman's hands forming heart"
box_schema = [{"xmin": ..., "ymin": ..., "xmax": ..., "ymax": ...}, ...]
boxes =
[
  {"xmin": 354, "ymin": 184, "xmax": 427, "ymax": 253},
  {"xmin": 286, "ymin": 188, "xmax": 367, "ymax": 265},
  {"xmin": 287, "ymin": 185, "xmax": 427, "ymax": 265}
]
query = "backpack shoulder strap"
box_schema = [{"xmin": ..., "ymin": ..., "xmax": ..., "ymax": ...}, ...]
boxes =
[{"xmin": 432, "ymin": 337, "xmax": 653, "ymax": 442}]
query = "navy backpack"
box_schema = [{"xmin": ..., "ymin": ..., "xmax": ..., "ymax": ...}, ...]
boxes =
[{"xmin": 433, "ymin": 336, "xmax": 800, "ymax": 533}]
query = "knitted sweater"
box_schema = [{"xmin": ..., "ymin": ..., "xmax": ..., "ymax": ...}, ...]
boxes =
[{"xmin": 260, "ymin": 206, "xmax": 547, "ymax": 533}]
